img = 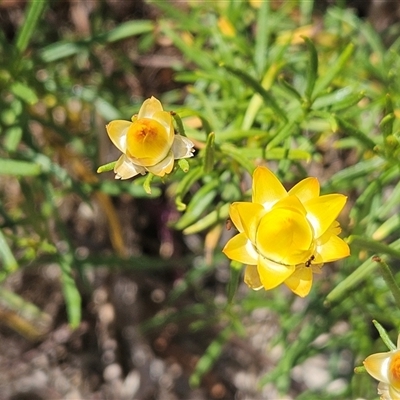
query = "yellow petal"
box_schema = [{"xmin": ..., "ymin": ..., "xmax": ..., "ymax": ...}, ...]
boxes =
[
  {"xmin": 126, "ymin": 118, "xmax": 170, "ymax": 166},
  {"xmin": 146, "ymin": 151, "xmax": 174, "ymax": 177},
  {"xmin": 284, "ymin": 265, "xmax": 313, "ymax": 297},
  {"xmin": 171, "ymin": 135, "xmax": 194, "ymax": 159},
  {"xmin": 152, "ymin": 110, "xmax": 174, "ymax": 139},
  {"xmin": 305, "ymin": 194, "xmax": 347, "ymax": 238},
  {"xmin": 229, "ymin": 202, "xmax": 244, "ymax": 232},
  {"xmin": 388, "ymin": 384, "xmax": 400, "ymax": 400},
  {"xmin": 231, "ymin": 202, "xmax": 265, "ymax": 244},
  {"xmin": 244, "ymin": 265, "xmax": 263, "ymax": 290},
  {"xmin": 114, "ymin": 154, "xmax": 146, "ymax": 180},
  {"xmin": 288, "ymin": 177, "xmax": 320, "ymax": 203},
  {"xmin": 271, "ymin": 194, "xmax": 307, "ymax": 215},
  {"xmin": 316, "ymin": 234, "xmax": 350, "ymax": 262},
  {"xmin": 257, "ymin": 256, "xmax": 295, "ymax": 290},
  {"xmin": 364, "ymin": 352, "xmax": 392, "ymax": 383},
  {"xmin": 252, "ymin": 166, "xmax": 287, "ymax": 210},
  {"xmin": 106, "ymin": 120, "xmax": 131, "ymax": 153},
  {"xmin": 256, "ymin": 208, "xmax": 313, "ymax": 265},
  {"xmin": 137, "ymin": 96, "xmax": 163, "ymax": 119},
  {"xmin": 223, "ymin": 232, "xmax": 258, "ymax": 264}
]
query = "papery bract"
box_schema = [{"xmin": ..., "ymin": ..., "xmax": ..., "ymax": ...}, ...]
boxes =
[
  {"xmin": 223, "ymin": 166, "xmax": 350, "ymax": 297},
  {"xmin": 364, "ymin": 334, "xmax": 400, "ymax": 400},
  {"xmin": 106, "ymin": 96, "xmax": 194, "ymax": 179}
]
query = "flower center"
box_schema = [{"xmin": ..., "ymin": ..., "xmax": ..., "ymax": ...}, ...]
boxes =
[
  {"xmin": 126, "ymin": 118, "xmax": 170, "ymax": 166},
  {"xmin": 389, "ymin": 352, "xmax": 400, "ymax": 390},
  {"xmin": 255, "ymin": 208, "xmax": 314, "ymax": 266}
]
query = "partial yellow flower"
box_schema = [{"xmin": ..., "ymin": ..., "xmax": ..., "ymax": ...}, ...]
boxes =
[
  {"xmin": 222, "ymin": 166, "xmax": 350, "ymax": 297},
  {"xmin": 106, "ymin": 97, "xmax": 194, "ymax": 179},
  {"xmin": 364, "ymin": 334, "xmax": 400, "ymax": 400}
]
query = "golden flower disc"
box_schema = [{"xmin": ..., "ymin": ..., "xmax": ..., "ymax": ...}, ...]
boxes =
[
  {"xmin": 256, "ymin": 208, "xmax": 313, "ymax": 266},
  {"xmin": 126, "ymin": 118, "xmax": 170, "ymax": 166},
  {"xmin": 389, "ymin": 352, "xmax": 400, "ymax": 390}
]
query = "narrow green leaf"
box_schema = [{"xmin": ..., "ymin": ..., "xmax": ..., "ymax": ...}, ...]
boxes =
[
  {"xmin": 39, "ymin": 20, "xmax": 153, "ymax": 63},
  {"xmin": 0, "ymin": 229, "xmax": 18, "ymax": 280},
  {"xmin": 220, "ymin": 143, "xmax": 255, "ymax": 175},
  {"xmin": 349, "ymin": 236, "xmax": 400, "ymax": 259},
  {"xmin": 223, "ymin": 64, "xmax": 288, "ymax": 123},
  {"xmin": 172, "ymin": 112, "xmax": 187, "ymax": 136},
  {"xmin": 0, "ymin": 158, "xmax": 41, "ymax": 176},
  {"xmin": 372, "ymin": 320, "xmax": 397, "ymax": 351},
  {"xmin": 203, "ymin": 132, "xmax": 215, "ymax": 174},
  {"xmin": 97, "ymin": 20, "xmax": 154, "ymax": 43},
  {"xmin": 59, "ymin": 255, "xmax": 81, "ymax": 329},
  {"xmin": 313, "ymin": 43, "xmax": 354, "ymax": 98},
  {"xmin": 380, "ymin": 114, "xmax": 395, "ymax": 139},
  {"xmin": 325, "ymin": 239, "xmax": 400, "ymax": 305},
  {"xmin": 183, "ymin": 203, "xmax": 230, "ymax": 235},
  {"xmin": 9, "ymin": 81, "xmax": 38, "ymax": 105},
  {"xmin": 175, "ymin": 179, "xmax": 219, "ymax": 230},
  {"xmin": 302, "ymin": 36, "xmax": 318, "ymax": 101},
  {"xmin": 254, "ymin": 0, "xmax": 270, "ymax": 76},
  {"xmin": 266, "ymin": 119, "xmax": 298, "ymax": 150},
  {"xmin": 97, "ymin": 161, "xmax": 116, "ymax": 174},
  {"xmin": 227, "ymin": 262, "xmax": 242, "ymax": 304},
  {"xmin": 174, "ymin": 165, "xmax": 203, "ymax": 211},
  {"xmin": 335, "ymin": 116, "xmax": 377, "ymax": 150},
  {"xmin": 178, "ymin": 158, "xmax": 189, "ymax": 173},
  {"xmin": 190, "ymin": 326, "xmax": 232, "ymax": 387},
  {"xmin": 4, "ymin": 126, "xmax": 23, "ymax": 152},
  {"xmin": 14, "ymin": 0, "xmax": 48, "ymax": 53},
  {"xmin": 278, "ymin": 76, "xmax": 302, "ymax": 103},
  {"xmin": 143, "ymin": 173, "xmax": 154, "ymax": 195}
]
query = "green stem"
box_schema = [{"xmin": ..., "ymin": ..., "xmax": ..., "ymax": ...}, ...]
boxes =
[{"xmin": 373, "ymin": 256, "xmax": 400, "ymax": 311}]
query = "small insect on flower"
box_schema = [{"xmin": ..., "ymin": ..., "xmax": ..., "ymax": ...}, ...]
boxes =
[
  {"xmin": 222, "ymin": 166, "xmax": 350, "ymax": 297},
  {"xmin": 105, "ymin": 97, "xmax": 194, "ymax": 179}
]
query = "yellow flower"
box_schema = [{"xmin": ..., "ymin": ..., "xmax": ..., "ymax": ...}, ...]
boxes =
[
  {"xmin": 364, "ymin": 335, "xmax": 400, "ymax": 400},
  {"xmin": 106, "ymin": 96, "xmax": 194, "ymax": 179},
  {"xmin": 222, "ymin": 166, "xmax": 350, "ymax": 297}
]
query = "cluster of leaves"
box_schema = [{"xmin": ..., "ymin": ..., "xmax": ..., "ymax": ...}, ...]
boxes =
[{"xmin": 2, "ymin": 0, "xmax": 400, "ymax": 398}]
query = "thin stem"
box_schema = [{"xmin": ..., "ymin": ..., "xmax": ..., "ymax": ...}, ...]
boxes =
[{"xmin": 373, "ymin": 255, "xmax": 400, "ymax": 311}]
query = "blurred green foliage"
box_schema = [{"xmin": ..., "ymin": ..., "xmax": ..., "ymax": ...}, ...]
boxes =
[{"xmin": 1, "ymin": 0, "xmax": 400, "ymax": 397}]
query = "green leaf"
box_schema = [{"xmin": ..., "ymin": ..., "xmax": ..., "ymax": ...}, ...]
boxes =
[
  {"xmin": 0, "ymin": 158, "xmax": 41, "ymax": 176},
  {"xmin": 183, "ymin": 203, "xmax": 230, "ymax": 235},
  {"xmin": 59, "ymin": 254, "xmax": 81, "ymax": 329},
  {"xmin": 302, "ymin": 36, "xmax": 318, "ymax": 101},
  {"xmin": 223, "ymin": 64, "xmax": 288, "ymax": 123},
  {"xmin": 39, "ymin": 20, "xmax": 154, "ymax": 62},
  {"xmin": 349, "ymin": 235, "xmax": 400, "ymax": 259},
  {"xmin": 9, "ymin": 81, "xmax": 38, "ymax": 105},
  {"xmin": 227, "ymin": 262, "xmax": 242, "ymax": 304},
  {"xmin": 220, "ymin": 143, "xmax": 255, "ymax": 175},
  {"xmin": 372, "ymin": 320, "xmax": 397, "ymax": 351},
  {"xmin": 143, "ymin": 173, "xmax": 154, "ymax": 195},
  {"xmin": 97, "ymin": 161, "xmax": 116, "ymax": 174},
  {"xmin": 174, "ymin": 165, "xmax": 203, "ymax": 211},
  {"xmin": 254, "ymin": 0, "xmax": 270, "ymax": 76},
  {"xmin": 335, "ymin": 116, "xmax": 377, "ymax": 150},
  {"xmin": 174, "ymin": 179, "xmax": 219, "ymax": 230},
  {"xmin": 0, "ymin": 229, "xmax": 18, "ymax": 281},
  {"xmin": 14, "ymin": 0, "xmax": 48, "ymax": 53},
  {"xmin": 4, "ymin": 126, "xmax": 23, "ymax": 152},
  {"xmin": 313, "ymin": 42, "xmax": 354, "ymax": 98},
  {"xmin": 190, "ymin": 326, "xmax": 232, "ymax": 387},
  {"xmin": 203, "ymin": 132, "xmax": 215, "ymax": 174}
]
